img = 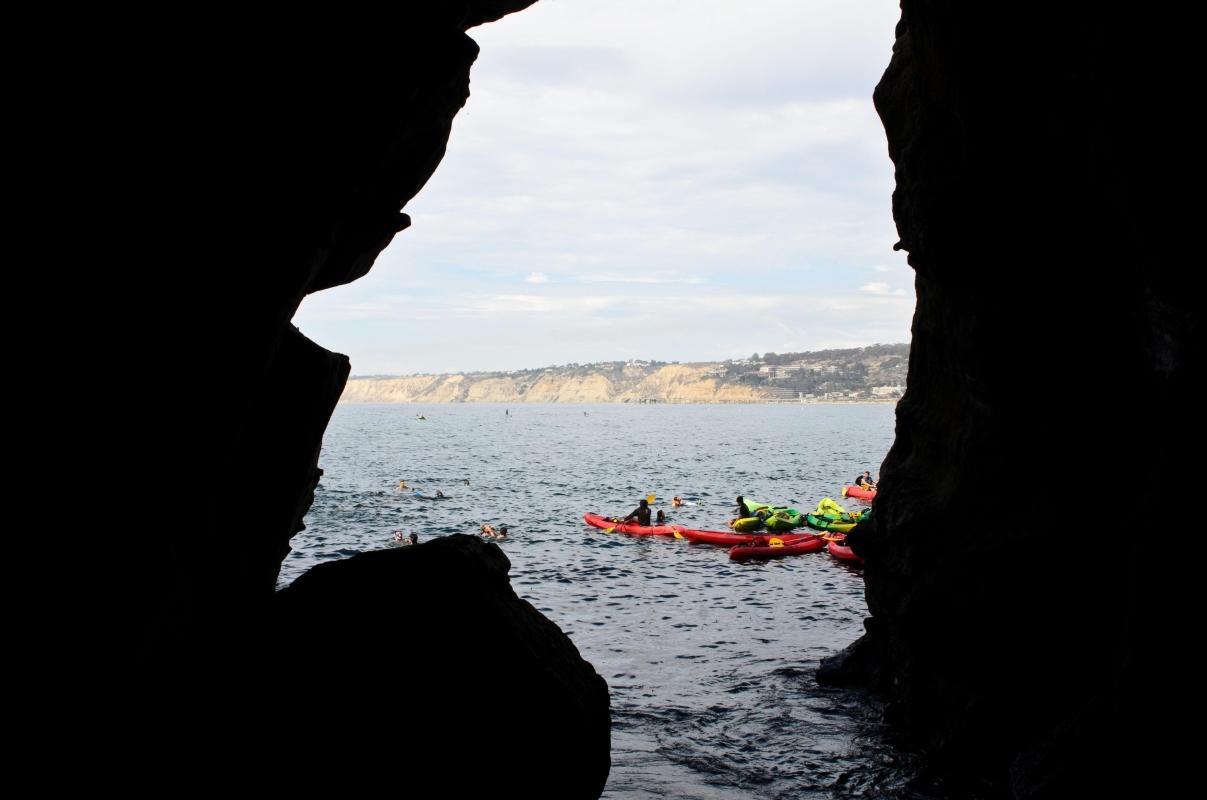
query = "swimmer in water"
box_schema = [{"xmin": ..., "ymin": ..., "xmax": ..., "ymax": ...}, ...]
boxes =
[
  {"xmin": 398, "ymin": 480, "xmax": 409, "ymax": 490},
  {"xmin": 672, "ymin": 496, "xmax": 683, "ymax": 507}
]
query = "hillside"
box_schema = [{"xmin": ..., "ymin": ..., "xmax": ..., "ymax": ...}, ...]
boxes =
[{"xmin": 341, "ymin": 344, "xmax": 909, "ymax": 404}]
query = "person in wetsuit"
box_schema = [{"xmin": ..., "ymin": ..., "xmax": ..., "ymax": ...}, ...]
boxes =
[{"xmin": 623, "ymin": 498, "xmax": 652, "ymax": 526}]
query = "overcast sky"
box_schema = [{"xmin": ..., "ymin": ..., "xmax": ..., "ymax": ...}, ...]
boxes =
[{"xmin": 294, "ymin": 0, "xmax": 912, "ymax": 375}]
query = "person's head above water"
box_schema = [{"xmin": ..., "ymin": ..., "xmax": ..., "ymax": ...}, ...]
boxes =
[{"xmin": 639, "ymin": 498, "xmax": 648, "ymax": 507}]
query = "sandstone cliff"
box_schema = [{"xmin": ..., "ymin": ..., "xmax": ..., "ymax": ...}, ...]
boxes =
[
  {"xmin": 343, "ymin": 363, "xmax": 753, "ymax": 403},
  {"xmin": 342, "ymin": 346, "xmax": 907, "ymax": 403}
]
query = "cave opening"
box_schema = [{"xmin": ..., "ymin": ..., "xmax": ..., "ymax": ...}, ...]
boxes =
[{"xmin": 110, "ymin": 1, "xmax": 1189, "ymax": 798}]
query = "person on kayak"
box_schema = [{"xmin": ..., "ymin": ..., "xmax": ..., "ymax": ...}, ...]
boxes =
[
  {"xmin": 854, "ymin": 471, "xmax": 877, "ymax": 489},
  {"xmin": 735, "ymin": 496, "xmax": 754, "ymax": 517},
  {"xmin": 623, "ymin": 498, "xmax": 652, "ymax": 526},
  {"xmin": 655, "ymin": 509, "xmax": 667, "ymax": 525}
]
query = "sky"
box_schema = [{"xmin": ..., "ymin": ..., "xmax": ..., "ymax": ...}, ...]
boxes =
[{"xmin": 294, "ymin": 0, "xmax": 913, "ymax": 376}]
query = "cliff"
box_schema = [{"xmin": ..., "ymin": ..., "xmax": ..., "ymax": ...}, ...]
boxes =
[
  {"xmin": 341, "ymin": 345, "xmax": 909, "ymax": 403},
  {"xmin": 343, "ymin": 363, "xmax": 760, "ymax": 403}
]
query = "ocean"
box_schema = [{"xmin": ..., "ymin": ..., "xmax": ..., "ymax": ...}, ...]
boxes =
[{"xmin": 287, "ymin": 403, "xmax": 969, "ymax": 799}]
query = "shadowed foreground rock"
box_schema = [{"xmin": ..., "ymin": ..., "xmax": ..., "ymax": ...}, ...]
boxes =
[
  {"xmin": 65, "ymin": 3, "xmax": 613, "ymax": 796},
  {"xmin": 821, "ymin": 2, "xmax": 1195, "ymax": 797},
  {"xmin": 271, "ymin": 535, "xmax": 610, "ymax": 797}
]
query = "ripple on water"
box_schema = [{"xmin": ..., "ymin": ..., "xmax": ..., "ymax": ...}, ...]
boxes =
[{"xmin": 288, "ymin": 403, "xmax": 972, "ymax": 799}]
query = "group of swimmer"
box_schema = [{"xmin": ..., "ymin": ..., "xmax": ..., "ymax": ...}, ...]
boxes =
[
  {"xmin": 398, "ymin": 478, "xmax": 471, "ymax": 495},
  {"xmin": 390, "ymin": 525, "xmax": 509, "ymax": 545},
  {"xmin": 394, "ymin": 478, "xmax": 511, "ymax": 543}
]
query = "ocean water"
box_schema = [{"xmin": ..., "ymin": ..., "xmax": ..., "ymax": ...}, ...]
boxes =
[{"xmin": 288, "ymin": 403, "xmax": 967, "ymax": 799}]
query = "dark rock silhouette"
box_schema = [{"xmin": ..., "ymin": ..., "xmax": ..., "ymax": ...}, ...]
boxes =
[
  {"xmin": 54, "ymin": 1, "xmax": 1194, "ymax": 796},
  {"xmin": 821, "ymin": 2, "xmax": 1194, "ymax": 797},
  {"xmin": 70, "ymin": 3, "xmax": 609, "ymax": 796},
  {"xmin": 271, "ymin": 535, "xmax": 610, "ymax": 797}
]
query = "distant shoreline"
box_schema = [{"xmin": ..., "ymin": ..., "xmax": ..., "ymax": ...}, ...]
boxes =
[
  {"xmin": 340, "ymin": 345, "xmax": 908, "ymax": 405},
  {"xmin": 338, "ymin": 398, "xmax": 900, "ymax": 405}
]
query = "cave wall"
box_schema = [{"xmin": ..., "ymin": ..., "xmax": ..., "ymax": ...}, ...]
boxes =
[
  {"xmin": 823, "ymin": 3, "xmax": 1196, "ymax": 797},
  {"xmin": 80, "ymin": 4, "xmax": 609, "ymax": 795}
]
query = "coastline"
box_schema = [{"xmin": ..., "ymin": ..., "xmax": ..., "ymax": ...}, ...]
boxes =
[{"xmin": 337, "ymin": 398, "xmax": 900, "ymax": 405}]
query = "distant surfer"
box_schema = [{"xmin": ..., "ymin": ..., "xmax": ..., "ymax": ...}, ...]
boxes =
[
  {"xmin": 435, "ymin": 490, "xmax": 445, "ymax": 498},
  {"xmin": 417, "ymin": 414, "xmax": 427, "ymax": 421}
]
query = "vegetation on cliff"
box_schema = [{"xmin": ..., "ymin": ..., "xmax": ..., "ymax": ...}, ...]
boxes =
[{"xmin": 342, "ymin": 344, "xmax": 909, "ymax": 403}]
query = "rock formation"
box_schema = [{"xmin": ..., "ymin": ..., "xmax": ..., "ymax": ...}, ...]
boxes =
[
  {"xmin": 271, "ymin": 535, "xmax": 610, "ymax": 797},
  {"xmin": 80, "ymin": 4, "xmax": 610, "ymax": 796},
  {"xmin": 64, "ymin": 2, "xmax": 1194, "ymax": 796},
  {"xmin": 821, "ymin": 3, "xmax": 1195, "ymax": 797}
]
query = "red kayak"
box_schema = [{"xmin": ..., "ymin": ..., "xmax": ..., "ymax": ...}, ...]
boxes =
[
  {"xmin": 674, "ymin": 528, "xmax": 814, "ymax": 547},
  {"xmin": 583, "ymin": 512, "xmax": 684, "ymax": 536},
  {"xmin": 826, "ymin": 538, "xmax": 864, "ymax": 565},
  {"xmin": 841, "ymin": 484, "xmax": 877, "ymax": 502},
  {"xmin": 728, "ymin": 534, "xmax": 825, "ymax": 561}
]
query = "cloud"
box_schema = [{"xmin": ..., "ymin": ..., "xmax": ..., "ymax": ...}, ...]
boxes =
[
  {"xmin": 578, "ymin": 272, "xmax": 703, "ymax": 285},
  {"xmin": 294, "ymin": 1, "xmax": 915, "ymax": 374}
]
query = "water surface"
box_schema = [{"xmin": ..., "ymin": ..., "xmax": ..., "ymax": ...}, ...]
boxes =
[{"xmin": 289, "ymin": 403, "xmax": 967, "ymax": 798}]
